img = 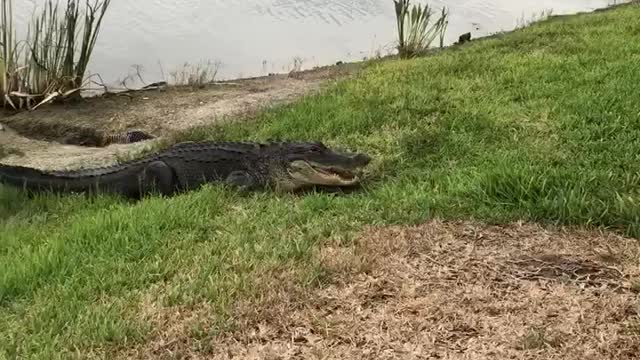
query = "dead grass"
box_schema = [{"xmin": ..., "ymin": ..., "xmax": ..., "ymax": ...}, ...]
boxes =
[
  {"xmin": 0, "ymin": 142, "xmax": 23, "ymax": 159},
  {"xmin": 122, "ymin": 220, "xmax": 640, "ymax": 359}
]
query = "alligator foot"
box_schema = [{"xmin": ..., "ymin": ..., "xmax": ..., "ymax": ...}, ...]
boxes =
[
  {"xmin": 225, "ymin": 171, "xmax": 259, "ymax": 193},
  {"xmin": 139, "ymin": 161, "xmax": 177, "ymax": 197}
]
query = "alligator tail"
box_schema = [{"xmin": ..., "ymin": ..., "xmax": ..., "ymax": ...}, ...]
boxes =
[{"xmin": 0, "ymin": 164, "xmax": 95, "ymax": 193}]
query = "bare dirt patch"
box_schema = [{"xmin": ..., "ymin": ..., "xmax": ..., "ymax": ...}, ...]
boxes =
[
  {"xmin": 0, "ymin": 125, "xmax": 156, "ymax": 170},
  {"xmin": 127, "ymin": 220, "xmax": 640, "ymax": 360},
  {"xmin": 0, "ymin": 63, "xmax": 361, "ymax": 170}
]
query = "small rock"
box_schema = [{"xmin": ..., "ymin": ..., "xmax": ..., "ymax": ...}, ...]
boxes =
[
  {"xmin": 458, "ymin": 32, "xmax": 472, "ymax": 44},
  {"xmin": 0, "ymin": 123, "xmax": 4, "ymax": 131}
]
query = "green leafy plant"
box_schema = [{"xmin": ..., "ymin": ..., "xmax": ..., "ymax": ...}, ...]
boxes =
[{"xmin": 394, "ymin": 0, "xmax": 449, "ymax": 58}]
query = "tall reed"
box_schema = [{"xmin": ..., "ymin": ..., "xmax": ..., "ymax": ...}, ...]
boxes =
[
  {"xmin": 393, "ymin": 0, "xmax": 449, "ymax": 58},
  {"xmin": 0, "ymin": 0, "xmax": 110, "ymax": 110}
]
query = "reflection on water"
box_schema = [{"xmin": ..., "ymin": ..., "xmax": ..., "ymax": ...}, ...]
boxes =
[{"xmin": 12, "ymin": 0, "xmax": 625, "ymax": 90}]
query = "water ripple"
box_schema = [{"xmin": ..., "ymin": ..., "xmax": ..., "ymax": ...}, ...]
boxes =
[
  {"xmin": 11, "ymin": 0, "xmax": 627, "ymax": 87},
  {"xmin": 254, "ymin": 0, "xmax": 386, "ymax": 25}
]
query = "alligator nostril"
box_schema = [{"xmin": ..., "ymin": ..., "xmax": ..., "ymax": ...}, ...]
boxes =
[{"xmin": 354, "ymin": 153, "xmax": 371, "ymax": 165}]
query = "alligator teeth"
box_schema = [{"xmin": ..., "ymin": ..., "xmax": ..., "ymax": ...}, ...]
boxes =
[
  {"xmin": 321, "ymin": 170, "xmax": 355, "ymax": 180},
  {"xmin": 319, "ymin": 167, "xmax": 355, "ymax": 180}
]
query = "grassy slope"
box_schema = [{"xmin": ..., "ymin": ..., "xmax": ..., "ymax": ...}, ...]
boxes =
[{"xmin": 1, "ymin": 4, "xmax": 640, "ymax": 358}]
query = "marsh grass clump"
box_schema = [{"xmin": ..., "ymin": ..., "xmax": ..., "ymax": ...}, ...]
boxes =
[
  {"xmin": 169, "ymin": 59, "xmax": 220, "ymax": 88},
  {"xmin": 516, "ymin": 8, "xmax": 554, "ymax": 29},
  {"xmin": 0, "ymin": 0, "xmax": 110, "ymax": 110},
  {"xmin": 393, "ymin": 0, "xmax": 449, "ymax": 58}
]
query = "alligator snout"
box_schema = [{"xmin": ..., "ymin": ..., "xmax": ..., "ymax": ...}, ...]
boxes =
[{"xmin": 352, "ymin": 153, "xmax": 371, "ymax": 166}]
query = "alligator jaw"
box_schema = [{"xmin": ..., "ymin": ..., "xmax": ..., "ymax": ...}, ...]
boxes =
[{"xmin": 287, "ymin": 160, "xmax": 364, "ymax": 187}]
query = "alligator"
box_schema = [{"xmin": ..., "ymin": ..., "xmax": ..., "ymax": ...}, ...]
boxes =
[
  {"xmin": 0, "ymin": 140, "xmax": 371, "ymax": 198},
  {"xmin": 102, "ymin": 130, "xmax": 156, "ymax": 146},
  {"xmin": 65, "ymin": 129, "xmax": 156, "ymax": 147}
]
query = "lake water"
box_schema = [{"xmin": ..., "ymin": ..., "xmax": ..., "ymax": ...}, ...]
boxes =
[{"xmin": 12, "ymin": 0, "xmax": 625, "ymax": 90}]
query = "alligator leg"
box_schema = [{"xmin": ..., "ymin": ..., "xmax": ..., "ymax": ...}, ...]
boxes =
[
  {"xmin": 139, "ymin": 161, "xmax": 177, "ymax": 197},
  {"xmin": 225, "ymin": 171, "xmax": 259, "ymax": 192}
]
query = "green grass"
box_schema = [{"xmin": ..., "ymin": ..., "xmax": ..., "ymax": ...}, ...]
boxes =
[{"xmin": 2, "ymin": 3, "xmax": 640, "ymax": 358}]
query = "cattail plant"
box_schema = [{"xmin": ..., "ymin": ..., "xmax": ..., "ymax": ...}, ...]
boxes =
[
  {"xmin": 0, "ymin": 0, "xmax": 110, "ymax": 110},
  {"xmin": 394, "ymin": 0, "xmax": 449, "ymax": 58}
]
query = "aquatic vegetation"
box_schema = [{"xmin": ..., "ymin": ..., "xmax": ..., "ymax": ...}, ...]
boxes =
[
  {"xmin": 393, "ymin": 0, "xmax": 449, "ymax": 58},
  {"xmin": 0, "ymin": 0, "xmax": 110, "ymax": 110}
]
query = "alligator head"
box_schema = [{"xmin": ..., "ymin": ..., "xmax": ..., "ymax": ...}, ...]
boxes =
[{"xmin": 269, "ymin": 141, "xmax": 371, "ymax": 191}]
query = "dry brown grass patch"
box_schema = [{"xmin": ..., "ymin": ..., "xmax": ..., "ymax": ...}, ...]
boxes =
[{"xmin": 126, "ymin": 220, "xmax": 640, "ymax": 359}]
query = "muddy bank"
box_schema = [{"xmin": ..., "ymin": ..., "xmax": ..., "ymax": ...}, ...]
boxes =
[
  {"xmin": 0, "ymin": 62, "xmax": 362, "ymax": 170},
  {"xmin": 0, "ymin": 125, "xmax": 158, "ymax": 170}
]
